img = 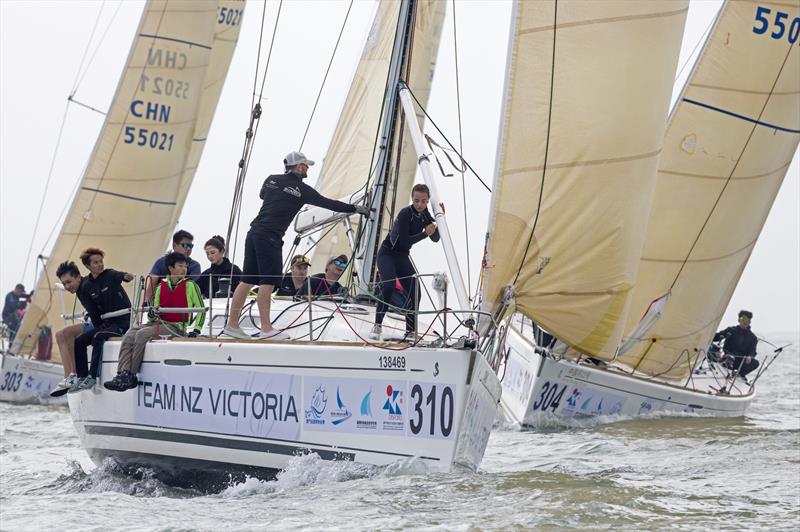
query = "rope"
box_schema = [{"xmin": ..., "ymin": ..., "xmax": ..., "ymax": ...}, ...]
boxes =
[
  {"xmin": 672, "ymin": 3, "xmax": 719, "ymax": 89},
  {"xmin": 512, "ymin": 0, "xmax": 558, "ymax": 286},
  {"xmin": 299, "ymin": 0, "xmax": 354, "ymax": 150}
]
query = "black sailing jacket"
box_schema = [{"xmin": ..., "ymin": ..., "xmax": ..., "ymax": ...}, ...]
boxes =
[{"xmin": 713, "ymin": 325, "xmax": 757, "ymax": 358}]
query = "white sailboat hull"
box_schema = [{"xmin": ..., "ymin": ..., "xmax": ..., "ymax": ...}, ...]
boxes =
[
  {"xmin": 499, "ymin": 329, "xmax": 753, "ymax": 427},
  {"xmin": 68, "ymin": 337, "xmax": 501, "ymax": 490},
  {"xmin": 0, "ymin": 352, "xmax": 65, "ymax": 404}
]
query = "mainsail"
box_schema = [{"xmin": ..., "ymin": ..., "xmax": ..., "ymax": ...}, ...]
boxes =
[
  {"xmin": 481, "ymin": 0, "xmax": 688, "ymax": 359},
  {"xmin": 12, "ymin": 0, "xmax": 243, "ymax": 357},
  {"xmin": 618, "ymin": 0, "xmax": 800, "ymax": 377},
  {"xmin": 307, "ymin": 0, "xmax": 445, "ymax": 272}
]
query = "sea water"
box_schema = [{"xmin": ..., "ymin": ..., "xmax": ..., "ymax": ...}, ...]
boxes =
[{"xmin": 1, "ymin": 333, "xmax": 798, "ymax": 530}]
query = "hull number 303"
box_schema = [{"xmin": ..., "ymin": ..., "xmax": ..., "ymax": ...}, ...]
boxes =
[
  {"xmin": 0, "ymin": 371, "xmax": 23, "ymax": 392},
  {"xmin": 378, "ymin": 356, "xmax": 405, "ymax": 369}
]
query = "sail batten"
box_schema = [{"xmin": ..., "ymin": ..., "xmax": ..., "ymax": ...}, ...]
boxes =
[
  {"xmin": 618, "ymin": 0, "xmax": 800, "ymax": 378},
  {"xmin": 481, "ymin": 0, "xmax": 689, "ymax": 360},
  {"xmin": 12, "ymin": 0, "xmax": 244, "ymax": 358}
]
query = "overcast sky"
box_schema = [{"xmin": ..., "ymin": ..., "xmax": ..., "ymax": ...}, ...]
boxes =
[{"xmin": 1, "ymin": 0, "xmax": 797, "ymax": 333}]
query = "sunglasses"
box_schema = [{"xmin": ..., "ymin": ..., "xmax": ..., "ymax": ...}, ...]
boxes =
[
  {"xmin": 333, "ymin": 259, "xmax": 348, "ymax": 268},
  {"xmin": 179, "ymin": 242, "xmax": 194, "ymax": 249}
]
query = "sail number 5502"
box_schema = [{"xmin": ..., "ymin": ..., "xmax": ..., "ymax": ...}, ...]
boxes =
[
  {"xmin": 753, "ymin": 6, "xmax": 800, "ymax": 44},
  {"xmin": 123, "ymin": 126, "xmax": 175, "ymax": 151}
]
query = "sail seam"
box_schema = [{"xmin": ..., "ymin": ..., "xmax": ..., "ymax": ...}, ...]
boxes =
[
  {"xmin": 502, "ymin": 148, "xmax": 662, "ymax": 175},
  {"xmin": 659, "ymin": 161, "xmax": 791, "ymax": 181},
  {"xmin": 80, "ymin": 186, "xmax": 177, "ymax": 205},
  {"xmin": 642, "ymin": 238, "xmax": 756, "ymax": 264},
  {"xmin": 689, "ymin": 82, "xmax": 800, "ymax": 96},
  {"xmin": 682, "ymin": 98, "xmax": 800, "ymax": 134},
  {"xmin": 518, "ymin": 6, "xmax": 688, "ymax": 34},
  {"xmin": 138, "ymin": 33, "xmax": 212, "ymax": 50}
]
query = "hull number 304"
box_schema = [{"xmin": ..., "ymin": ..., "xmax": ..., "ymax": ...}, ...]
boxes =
[{"xmin": 532, "ymin": 381, "xmax": 567, "ymax": 413}]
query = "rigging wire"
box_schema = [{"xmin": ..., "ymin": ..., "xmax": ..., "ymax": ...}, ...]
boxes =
[
  {"xmin": 672, "ymin": 3, "xmax": 718, "ymax": 89},
  {"xmin": 512, "ymin": 0, "xmax": 558, "ymax": 286},
  {"xmin": 299, "ymin": 0, "xmax": 354, "ymax": 151},
  {"xmin": 19, "ymin": 1, "xmax": 110, "ymax": 284},
  {"xmin": 451, "ymin": 0, "xmax": 471, "ymax": 299},
  {"xmin": 71, "ymin": 0, "xmax": 125, "ymax": 96}
]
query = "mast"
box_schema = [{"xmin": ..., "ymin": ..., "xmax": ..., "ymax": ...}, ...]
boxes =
[{"xmin": 357, "ymin": 0, "xmax": 417, "ymax": 291}]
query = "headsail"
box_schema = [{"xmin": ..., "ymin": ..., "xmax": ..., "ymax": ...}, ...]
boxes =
[
  {"xmin": 12, "ymin": 0, "xmax": 243, "ymax": 357},
  {"xmin": 306, "ymin": 0, "xmax": 445, "ymax": 272},
  {"xmin": 481, "ymin": 0, "xmax": 688, "ymax": 360},
  {"xmin": 617, "ymin": 0, "xmax": 800, "ymax": 377}
]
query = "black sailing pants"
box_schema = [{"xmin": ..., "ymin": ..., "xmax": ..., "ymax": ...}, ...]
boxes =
[
  {"xmin": 375, "ymin": 251, "xmax": 417, "ymax": 334},
  {"xmin": 74, "ymin": 323, "xmax": 128, "ymax": 379}
]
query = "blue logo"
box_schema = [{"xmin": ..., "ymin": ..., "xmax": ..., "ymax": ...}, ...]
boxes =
[
  {"xmin": 304, "ymin": 385, "xmax": 327, "ymax": 425},
  {"xmin": 360, "ymin": 388, "xmax": 372, "ymax": 416},
  {"xmin": 580, "ymin": 397, "xmax": 592, "ymax": 411},
  {"xmin": 566, "ymin": 388, "xmax": 582, "ymax": 407},
  {"xmin": 330, "ymin": 387, "xmax": 352, "ymax": 426},
  {"xmin": 639, "ymin": 400, "xmax": 652, "ymax": 414},
  {"xmin": 383, "ymin": 385, "xmax": 402, "ymax": 416}
]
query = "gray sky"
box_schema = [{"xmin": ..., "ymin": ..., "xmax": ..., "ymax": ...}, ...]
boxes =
[{"xmin": 1, "ymin": 0, "xmax": 798, "ymax": 333}]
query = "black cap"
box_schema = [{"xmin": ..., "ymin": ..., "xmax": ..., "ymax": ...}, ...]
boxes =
[{"xmin": 738, "ymin": 310, "xmax": 753, "ymax": 320}]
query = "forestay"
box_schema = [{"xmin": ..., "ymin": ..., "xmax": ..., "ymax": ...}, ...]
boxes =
[
  {"xmin": 618, "ymin": 0, "xmax": 800, "ymax": 378},
  {"xmin": 12, "ymin": 0, "xmax": 243, "ymax": 358},
  {"xmin": 307, "ymin": 0, "xmax": 445, "ymax": 272},
  {"xmin": 482, "ymin": 0, "xmax": 688, "ymax": 360}
]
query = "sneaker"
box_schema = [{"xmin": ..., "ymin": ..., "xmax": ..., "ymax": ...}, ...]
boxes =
[
  {"xmin": 369, "ymin": 325, "xmax": 382, "ymax": 341},
  {"xmin": 118, "ymin": 371, "xmax": 139, "ymax": 391},
  {"xmin": 68, "ymin": 376, "xmax": 96, "ymax": 393},
  {"xmin": 223, "ymin": 324, "xmax": 251, "ymax": 339},
  {"xmin": 56, "ymin": 373, "xmax": 78, "ymax": 390},
  {"xmin": 254, "ymin": 330, "xmax": 291, "ymax": 341},
  {"xmin": 103, "ymin": 374, "xmax": 124, "ymax": 391}
]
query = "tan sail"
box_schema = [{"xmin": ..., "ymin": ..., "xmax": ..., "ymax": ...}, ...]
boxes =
[
  {"xmin": 308, "ymin": 0, "xmax": 445, "ymax": 272},
  {"xmin": 13, "ymin": 0, "xmax": 242, "ymax": 358},
  {"xmin": 482, "ymin": 0, "xmax": 688, "ymax": 359},
  {"xmin": 618, "ymin": 0, "xmax": 800, "ymax": 377}
]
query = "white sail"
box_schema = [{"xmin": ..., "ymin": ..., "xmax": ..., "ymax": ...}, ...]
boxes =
[
  {"xmin": 12, "ymin": 0, "xmax": 243, "ymax": 357},
  {"xmin": 307, "ymin": 0, "xmax": 445, "ymax": 271},
  {"xmin": 618, "ymin": 0, "xmax": 800, "ymax": 377},
  {"xmin": 481, "ymin": 0, "xmax": 688, "ymax": 360}
]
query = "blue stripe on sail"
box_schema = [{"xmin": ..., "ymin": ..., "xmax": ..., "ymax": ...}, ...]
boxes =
[
  {"xmin": 139, "ymin": 33, "xmax": 212, "ymax": 50},
  {"xmin": 682, "ymin": 98, "xmax": 800, "ymax": 134},
  {"xmin": 192, "ymin": 137, "xmax": 207, "ymax": 142},
  {"xmin": 82, "ymin": 186, "xmax": 177, "ymax": 206}
]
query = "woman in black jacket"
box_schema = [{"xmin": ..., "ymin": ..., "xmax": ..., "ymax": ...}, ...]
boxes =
[
  {"xmin": 197, "ymin": 236, "xmax": 242, "ymax": 298},
  {"xmin": 370, "ymin": 184, "xmax": 440, "ymax": 341}
]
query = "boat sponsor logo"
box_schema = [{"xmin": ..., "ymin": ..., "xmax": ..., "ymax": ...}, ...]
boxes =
[
  {"xmin": 565, "ymin": 388, "xmax": 582, "ymax": 407},
  {"xmin": 134, "ymin": 365, "xmax": 301, "ymax": 441},
  {"xmin": 357, "ymin": 388, "xmax": 377, "ymax": 430},
  {"xmin": 329, "ymin": 387, "xmax": 352, "ymax": 426},
  {"xmin": 639, "ymin": 400, "xmax": 653, "ymax": 414},
  {"xmin": 283, "ymin": 186, "xmax": 301, "ymax": 198},
  {"xmin": 381, "ymin": 384, "xmax": 404, "ymax": 432},
  {"xmin": 305, "ymin": 385, "xmax": 328, "ymax": 425}
]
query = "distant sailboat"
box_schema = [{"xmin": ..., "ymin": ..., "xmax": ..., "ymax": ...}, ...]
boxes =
[{"xmin": 492, "ymin": 0, "xmax": 799, "ymax": 425}]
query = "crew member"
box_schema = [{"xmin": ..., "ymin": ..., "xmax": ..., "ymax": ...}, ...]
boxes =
[
  {"xmin": 370, "ymin": 184, "xmax": 440, "ymax": 342},
  {"xmin": 146, "ymin": 229, "xmax": 202, "ymax": 302},
  {"xmin": 2, "ymin": 284, "xmax": 31, "ymax": 341},
  {"xmin": 197, "ymin": 235, "xmax": 242, "ymax": 298},
  {"xmin": 223, "ymin": 151, "xmax": 368, "ymax": 340},
  {"xmin": 713, "ymin": 310, "xmax": 759, "ymax": 381},
  {"xmin": 50, "ymin": 262, "xmax": 93, "ymax": 394},
  {"xmin": 69, "ymin": 248, "xmax": 134, "ymax": 392},
  {"xmin": 104, "ymin": 252, "xmax": 205, "ymax": 392},
  {"xmin": 301, "ymin": 255, "xmax": 348, "ymax": 298},
  {"xmin": 274, "ymin": 254, "xmax": 311, "ymax": 296}
]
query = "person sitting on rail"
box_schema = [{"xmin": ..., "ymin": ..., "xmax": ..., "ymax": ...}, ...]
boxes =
[
  {"xmin": 197, "ymin": 235, "xmax": 242, "ymax": 298},
  {"xmin": 298, "ymin": 255, "xmax": 348, "ymax": 299},
  {"xmin": 274, "ymin": 254, "xmax": 311, "ymax": 297},
  {"xmin": 713, "ymin": 309, "xmax": 759, "ymax": 382},
  {"xmin": 104, "ymin": 252, "xmax": 205, "ymax": 392},
  {"xmin": 50, "ymin": 261, "xmax": 93, "ymax": 394},
  {"xmin": 68, "ymin": 248, "xmax": 134, "ymax": 393}
]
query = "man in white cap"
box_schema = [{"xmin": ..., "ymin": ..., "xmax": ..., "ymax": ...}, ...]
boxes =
[{"xmin": 224, "ymin": 151, "xmax": 369, "ymax": 340}]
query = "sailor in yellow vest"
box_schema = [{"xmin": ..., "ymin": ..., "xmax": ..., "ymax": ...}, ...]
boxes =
[{"xmin": 103, "ymin": 252, "xmax": 205, "ymax": 392}]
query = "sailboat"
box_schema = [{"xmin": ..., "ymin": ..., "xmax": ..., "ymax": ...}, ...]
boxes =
[
  {"xmin": 60, "ymin": 0, "xmax": 502, "ymax": 489},
  {"xmin": 0, "ymin": 0, "xmax": 243, "ymax": 403},
  {"xmin": 492, "ymin": 0, "xmax": 799, "ymax": 426}
]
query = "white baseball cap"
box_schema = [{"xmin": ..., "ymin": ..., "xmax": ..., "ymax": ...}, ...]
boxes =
[{"xmin": 284, "ymin": 151, "xmax": 315, "ymax": 167}]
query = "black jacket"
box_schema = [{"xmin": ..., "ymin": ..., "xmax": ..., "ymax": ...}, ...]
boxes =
[
  {"xmin": 79, "ymin": 269, "xmax": 132, "ymax": 329},
  {"xmin": 250, "ymin": 172, "xmax": 356, "ymax": 237},
  {"xmin": 380, "ymin": 205, "xmax": 440, "ymax": 255},
  {"xmin": 713, "ymin": 325, "xmax": 757, "ymax": 358},
  {"xmin": 274, "ymin": 274, "xmax": 300, "ymax": 297},
  {"xmin": 197, "ymin": 258, "xmax": 242, "ymax": 298},
  {"xmin": 299, "ymin": 273, "xmax": 344, "ymax": 298}
]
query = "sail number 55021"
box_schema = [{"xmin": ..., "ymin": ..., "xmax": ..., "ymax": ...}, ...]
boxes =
[
  {"xmin": 753, "ymin": 6, "xmax": 800, "ymax": 44},
  {"xmin": 123, "ymin": 126, "xmax": 174, "ymax": 151}
]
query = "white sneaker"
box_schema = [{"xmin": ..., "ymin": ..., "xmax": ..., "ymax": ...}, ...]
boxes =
[
  {"xmin": 369, "ymin": 325, "xmax": 382, "ymax": 341},
  {"xmin": 223, "ymin": 325, "xmax": 251, "ymax": 339},
  {"xmin": 254, "ymin": 330, "xmax": 291, "ymax": 341},
  {"xmin": 56, "ymin": 374, "xmax": 78, "ymax": 389}
]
